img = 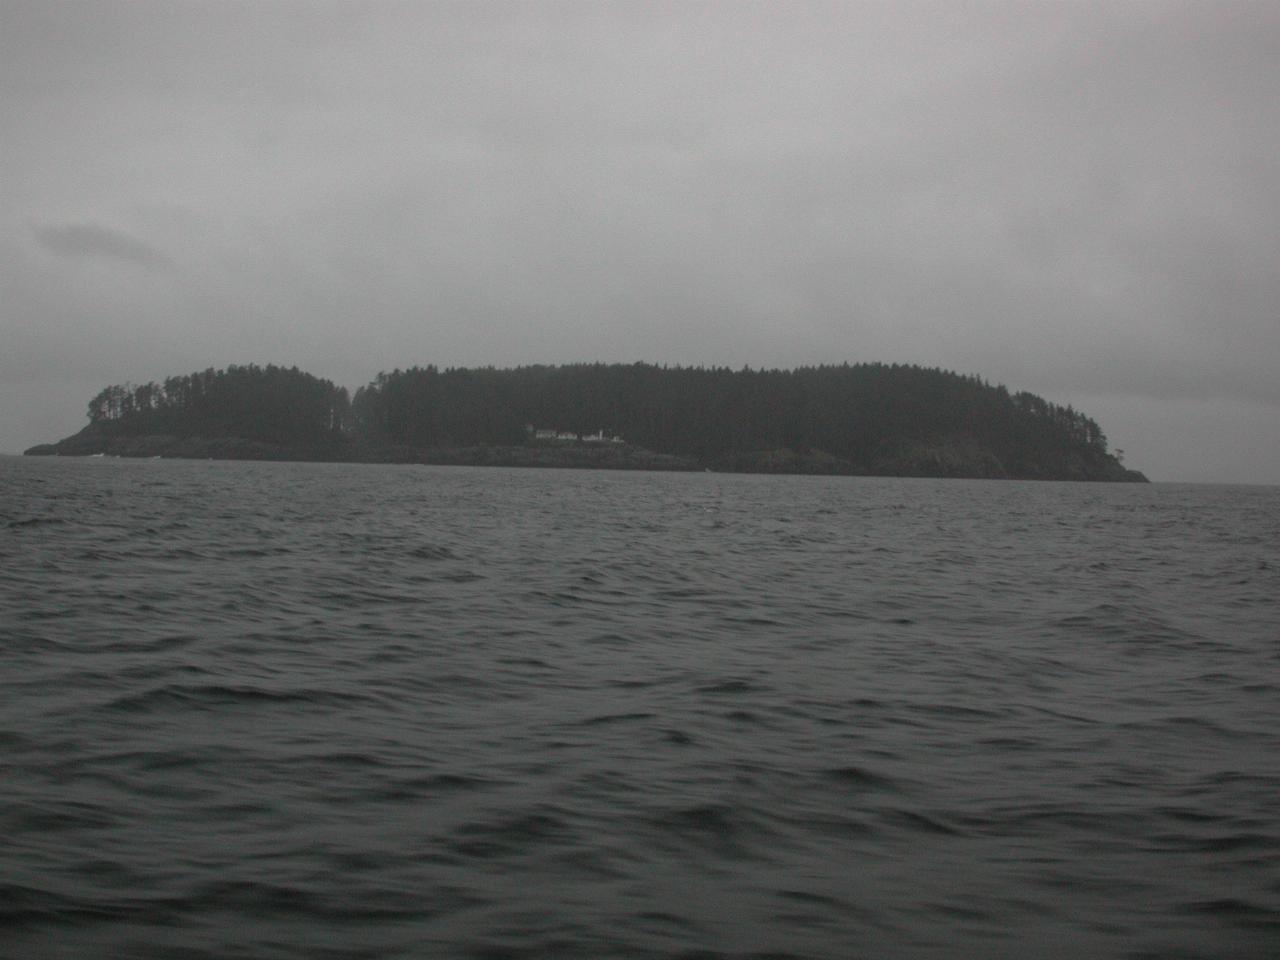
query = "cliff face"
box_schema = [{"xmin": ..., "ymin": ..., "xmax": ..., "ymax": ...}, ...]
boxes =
[
  {"xmin": 871, "ymin": 435, "xmax": 1145, "ymax": 482},
  {"xmin": 708, "ymin": 436, "xmax": 1145, "ymax": 481}
]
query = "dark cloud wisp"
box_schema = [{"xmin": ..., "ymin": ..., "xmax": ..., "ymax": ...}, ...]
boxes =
[{"xmin": 30, "ymin": 221, "xmax": 174, "ymax": 272}]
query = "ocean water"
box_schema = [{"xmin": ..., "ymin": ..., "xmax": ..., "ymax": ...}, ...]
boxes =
[{"xmin": 2, "ymin": 455, "xmax": 1277, "ymax": 960}]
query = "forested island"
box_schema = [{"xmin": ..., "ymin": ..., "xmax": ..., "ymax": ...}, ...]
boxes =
[{"xmin": 25, "ymin": 362, "xmax": 1147, "ymax": 481}]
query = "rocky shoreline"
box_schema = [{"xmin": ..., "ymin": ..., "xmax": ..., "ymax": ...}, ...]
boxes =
[
  {"xmin": 24, "ymin": 425, "xmax": 1148, "ymax": 481},
  {"xmin": 22, "ymin": 428, "xmax": 702, "ymax": 472}
]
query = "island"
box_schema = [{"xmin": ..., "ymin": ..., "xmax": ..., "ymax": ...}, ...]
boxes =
[{"xmin": 24, "ymin": 362, "xmax": 1148, "ymax": 481}]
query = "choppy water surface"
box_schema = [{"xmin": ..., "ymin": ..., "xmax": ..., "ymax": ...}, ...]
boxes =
[{"xmin": 3, "ymin": 456, "xmax": 1278, "ymax": 959}]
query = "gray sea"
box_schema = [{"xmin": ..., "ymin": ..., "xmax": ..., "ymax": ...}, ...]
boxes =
[{"xmin": 2, "ymin": 455, "xmax": 1278, "ymax": 959}]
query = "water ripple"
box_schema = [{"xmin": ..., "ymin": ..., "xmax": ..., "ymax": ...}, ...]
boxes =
[{"xmin": 2, "ymin": 458, "xmax": 1278, "ymax": 959}]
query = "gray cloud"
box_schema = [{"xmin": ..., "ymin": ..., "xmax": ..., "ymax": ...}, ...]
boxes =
[{"xmin": 30, "ymin": 221, "xmax": 173, "ymax": 272}]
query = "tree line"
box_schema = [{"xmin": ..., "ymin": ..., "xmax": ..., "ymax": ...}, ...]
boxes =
[
  {"xmin": 87, "ymin": 364, "xmax": 350, "ymax": 445},
  {"xmin": 351, "ymin": 362, "xmax": 1110, "ymax": 473},
  {"xmin": 87, "ymin": 361, "xmax": 1115, "ymax": 474}
]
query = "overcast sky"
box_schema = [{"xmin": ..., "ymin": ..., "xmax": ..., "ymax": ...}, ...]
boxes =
[{"xmin": 3, "ymin": 1, "xmax": 1278, "ymax": 482}]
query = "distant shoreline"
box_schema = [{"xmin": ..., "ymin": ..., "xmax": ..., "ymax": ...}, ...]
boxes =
[
  {"xmin": 23, "ymin": 431, "xmax": 1149, "ymax": 481},
  {"xmin": 23, "ymin": 361, "xmax": 1150, "ymax": 482}
]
